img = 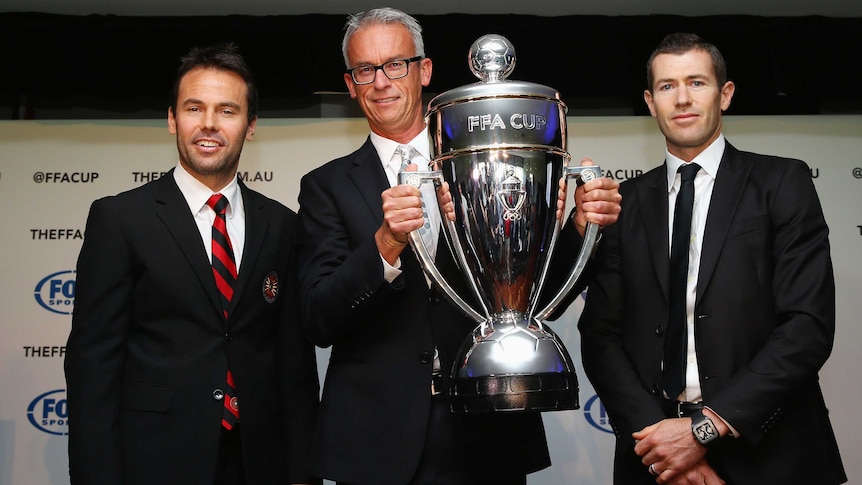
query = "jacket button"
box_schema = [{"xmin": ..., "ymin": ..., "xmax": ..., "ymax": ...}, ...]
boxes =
[
  {"xmin": 654, "ymin": 325, "xmax": 664, "ymax": 336},
  {"xmin": 419, "ymin": 351, "xmax": 432, "ymax": 364},
  {"xmin": 213, "ymin": 389, "xmax": 225, "ymax": 401},
  {"xmin": 224, "ymin": 333, "xmax": 233, "ymax": 342},
  {"xmin": 650, "ymin": 385, "xmax": 661, "ymax": 396}
]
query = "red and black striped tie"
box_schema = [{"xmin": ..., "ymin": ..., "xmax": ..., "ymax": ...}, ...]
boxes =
[{"xmin": 207, "ymin": 193, "xmax": 240, "ymax": 430}]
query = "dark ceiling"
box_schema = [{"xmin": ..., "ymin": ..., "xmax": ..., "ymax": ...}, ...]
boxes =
[{"xmin": 1, "ymin": 6, "xmax": 860, "ymax": 119}]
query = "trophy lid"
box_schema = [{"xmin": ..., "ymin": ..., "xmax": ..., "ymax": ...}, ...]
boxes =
[{"xmin": 427, "ymin": 34, "xmax": 564, "ymax": 113}]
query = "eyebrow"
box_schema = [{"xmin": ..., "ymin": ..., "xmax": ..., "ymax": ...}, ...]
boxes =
[
  {"xmin": 181, "ymin": 98, "xmax": 243, "ymax": 111},
  {"xmin": 352, "ymin": 55, "xmax": 411, "ymax": 66},
  {"xmin": 654, "ymin": 74, "xmax": 710, "ymax": 86}
]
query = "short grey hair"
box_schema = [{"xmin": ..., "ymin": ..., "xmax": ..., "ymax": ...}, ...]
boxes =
[{"xmin": 342, "ymin": 7, "xmax": 425, "ymax": 68}]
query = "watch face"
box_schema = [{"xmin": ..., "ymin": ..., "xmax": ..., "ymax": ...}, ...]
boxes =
[{"xmin": 694, "ymin": 419, "xmax": 718, "ymax": 443}]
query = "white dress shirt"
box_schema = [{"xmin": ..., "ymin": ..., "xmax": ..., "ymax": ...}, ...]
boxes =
[
  {"xmin": 664, "ymin": 135, "xmax": 724, "ymax": 403},
  {"xmin": 173, "ymin": 162, "xmax": 245, "ymax": 272}
]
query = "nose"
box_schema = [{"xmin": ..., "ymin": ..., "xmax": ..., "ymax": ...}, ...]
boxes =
[
  {"xmin": 201, "ymin": 109, "xmax": 219, "ymax": 130},
  {"xmin": 675, "ymin": 85, "xmax": 691, "ymax": 106},
  {"xmin": 372, "ymin": 67, "xmax": 392, "ymax": 88}
]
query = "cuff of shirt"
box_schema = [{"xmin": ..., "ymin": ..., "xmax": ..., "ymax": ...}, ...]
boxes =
[{"xmin": 381, "ymin": 253, "xmax": 402, "ymax": 283}]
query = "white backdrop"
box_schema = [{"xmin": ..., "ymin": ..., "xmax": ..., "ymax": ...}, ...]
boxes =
[{"xmin": 0, "ymin": 115, "xmax": 859, "ymax": 484}]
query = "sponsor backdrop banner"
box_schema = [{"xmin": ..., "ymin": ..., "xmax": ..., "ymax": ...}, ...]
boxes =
[{"xmin": 1, "ymin": 116, "xmax": 860, "ymax": 484}]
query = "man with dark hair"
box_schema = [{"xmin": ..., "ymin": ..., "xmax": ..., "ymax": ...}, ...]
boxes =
[
  {"xmin": 296, "ymin": 7, "xmax": 620, "ymax": 485},
  {"xmin": 65, "ymin": 43, "xmax": 319, "ymax": 485},
  {"xmin": 579, "ymin": 32, "xmax": 846, "ymax": 484}
]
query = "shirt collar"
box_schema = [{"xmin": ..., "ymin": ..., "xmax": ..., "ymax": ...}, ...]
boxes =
[
  {"xmin": 665, "ymin": 134, "xmax": 725, "ymax": 192},
  {"xmin": 173, "ymin": 162, "xmax": 240, "ymax": 218},
  {"xmin": 370, "ymin": 127, "xmax": 431, "ymax": 167}
]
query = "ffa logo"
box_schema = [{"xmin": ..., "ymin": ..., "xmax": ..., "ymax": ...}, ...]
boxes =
[{"xmin": 262, "ymin": 271, "xmax": 279, "ymax": 303}]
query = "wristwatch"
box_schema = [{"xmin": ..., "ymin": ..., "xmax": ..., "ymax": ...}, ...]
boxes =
[{"xmin": 690, "ymin": 410, "xmax": 720, "ymax": 448}]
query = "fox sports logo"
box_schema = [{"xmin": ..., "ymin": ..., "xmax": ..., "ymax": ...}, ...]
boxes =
[
  {"xmin": 34, "ymin": 270, "xmax": 76, "ymax": 315},
  {"xmin": 28, "ymin": 389, "xmax": 69, "ymax": 435},
  {"xmin": 583, "ymin": 394, "xmax": 613, "ymax": 434}
]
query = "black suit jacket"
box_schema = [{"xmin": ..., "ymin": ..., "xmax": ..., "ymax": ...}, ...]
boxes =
[
  {"xmin": 579, "ymin": 142, "xmax": 846, "ymax": 484},
  {"xmin": 65, "ymin": 170, "xmax": 319, "ymax": 484},
  {"xmin": 296, "ymin": 138, "xmax": 554, "ymax": 484}
]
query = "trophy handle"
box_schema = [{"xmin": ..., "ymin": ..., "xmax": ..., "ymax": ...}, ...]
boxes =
[
  {"xmin": 533, "ymin": 165, "xmax": 602, "ymax": 322},
  {"xmin": 398, "ymin": 171, "xmax": 486, "ymax": 324}
]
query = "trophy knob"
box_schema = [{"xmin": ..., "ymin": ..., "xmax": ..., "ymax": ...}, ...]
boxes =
[{"xmin": 469, "ymin": 34, "xmax": 516, "ymax": 83}]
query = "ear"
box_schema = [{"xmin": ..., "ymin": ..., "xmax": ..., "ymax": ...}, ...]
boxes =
[
  {"xmin": 344, "ymin": 73, "xmax": 358, "ymax": 99},
  {"xmin": 643, "ymin": 89, "xmax": 657, "ymax": 117},
  {"xmin": 168, "ymin": 107, "xmax": 177, "ymax": 134},
  {"xmin": 245, "ymin": 117, "xmax": 257, "ymax": 141},
  {"xmin": 419, "ymin": 57, "xmax": 433, "ymax": 88},
  {"xmin": 720, "ymin": 81, "xmax": 735, "ymax": 112}
]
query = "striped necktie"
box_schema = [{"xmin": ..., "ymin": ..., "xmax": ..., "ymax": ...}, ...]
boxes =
[{"xmin": 206, "ymin": 193, "xmax": 240, "ymax": 429}]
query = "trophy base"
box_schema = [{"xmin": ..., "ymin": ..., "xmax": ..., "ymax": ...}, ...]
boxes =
[
  {"xmin": 449, "ymin": 372, "xmax": 579, "ymax": 413},
  {"xmin": 448, "ymin": 314, "xmax": 580, "ymax": 413}
]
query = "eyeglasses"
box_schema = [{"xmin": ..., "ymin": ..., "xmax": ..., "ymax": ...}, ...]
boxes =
[{"xmin": 345, "ymin": 56, "xmax": 423, "ymax": 85}]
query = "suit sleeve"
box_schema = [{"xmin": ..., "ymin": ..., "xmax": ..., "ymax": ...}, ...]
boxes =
[
  {"xmin": 708, "ymin": 159, "xmax": 836, "ymax": 444},
  {"xmin": 295, "ymin": 172, "xmax": 397, "ymax": 347},
  {"xmin": 578, "ymin": 207, "xmax": 666, "ymax": 443},
  {"xmin": 64, "ymin": 198, "xmax": 131, "ymax": 484},
  {"xmin": 278, "ymin": 224, "xmax": 321, "ymax": 484}
]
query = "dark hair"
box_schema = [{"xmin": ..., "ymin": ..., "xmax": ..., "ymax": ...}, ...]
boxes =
[
  {"xmin": 646, "ymin": 33, "xmax": 727, "ymax": 92},
  {"xmin": 170, "ymin": 42, "xmax": 258, "ymax": 122}
]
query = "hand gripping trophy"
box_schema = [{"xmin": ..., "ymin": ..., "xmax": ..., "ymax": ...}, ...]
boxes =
[{"xmin": 399, "ymin": 35, "xmax": 601, "ymax": 413}]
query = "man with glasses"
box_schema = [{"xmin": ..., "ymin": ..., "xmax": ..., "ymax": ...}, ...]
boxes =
[{"xmin": 295, "ymin": 7, "xmax": 620, "ymax": 484}]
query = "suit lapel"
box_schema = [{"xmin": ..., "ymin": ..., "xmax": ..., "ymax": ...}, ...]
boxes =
[
  {"xmin": 231, "ymin": 180, "xmax": 269, "ymax": 323},
  {"xmin": 346, "ymin": 138, "xmax": 446, "ymax": 285},
  {"xmin": 696, "ymin": 143, "xmax": 750, "ymax": 302},
  {"xmin": 639, "ymin": 165, "xmax": 672, "ymax": 301},
  {"xmin": 348, "ymin": 138, "xmax": 389, "ymax": 228},
  {"xmin": 154, "ymin": 170, "xmax": 223, "ymax": 317}
]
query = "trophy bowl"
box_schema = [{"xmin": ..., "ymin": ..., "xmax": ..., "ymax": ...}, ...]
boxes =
[{"xmin": 401, "ymin": 34, "xmax": 600, "ymax": 413}]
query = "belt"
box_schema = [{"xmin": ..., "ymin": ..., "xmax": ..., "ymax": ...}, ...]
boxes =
[
  {"xmin": 431, "ymin": 373, "xmax": 443, "ymax": 396},
  {"xmin": 663, "ymin": 400, "xmax": 704, "ymax": 418}
]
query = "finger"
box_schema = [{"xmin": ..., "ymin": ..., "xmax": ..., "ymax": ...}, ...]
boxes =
[
  {"xmin": 582, "ymin": 178, "xmax": 620, "ymax": 195},
  {"xmin": 437, "ymin": 182, "xmax": 457, "ymax": 222},
  {"xmin": 383, "ymin": 185, "xmax": 422, "ymax": 205},
  {"xmin": 385, "ymin": 208, "xmax": 425, "ymax": 235},
  {"xmin": 579, "ymin": 157, "xmax": 595, "ymax": 167},
  {"xmin": 633, "ymin": 423, "xmax": 658, "ymax": 440}
]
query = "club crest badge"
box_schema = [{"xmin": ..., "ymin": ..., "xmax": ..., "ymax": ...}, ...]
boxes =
[{"xmin": 262, "ymin": 271, "xmax": 279, "ymax": 303}]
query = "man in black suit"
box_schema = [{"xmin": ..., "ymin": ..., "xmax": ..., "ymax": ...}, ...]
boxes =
[
  {"xmin": 578, "ymin": 32, "xmax": 846, "ymax": 485},
  {"xmin": 64, "ymin": 43, "xmax": 319, "ymax": 485},
  {"xmin": 295, "ymin": 7, "xmax": 620, "ymax": 485}
]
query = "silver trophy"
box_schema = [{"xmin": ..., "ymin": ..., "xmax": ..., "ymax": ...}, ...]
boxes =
[{"xmin": 399, "ymin": 35, "xmax": 600, "ymax": 413}]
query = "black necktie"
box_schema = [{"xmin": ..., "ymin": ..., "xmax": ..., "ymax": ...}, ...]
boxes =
[
  {"xmin": 663, "ymin": 162, "xmax": 701, "ymax": 400},
  {"xmin": 206, "ymin": 194, "xmax": 240, "ymax": 430}
]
